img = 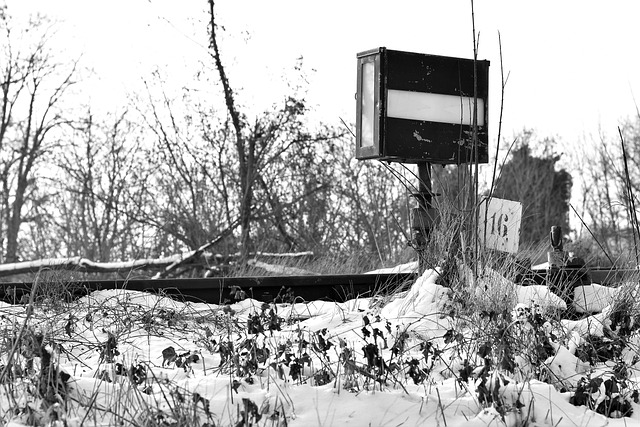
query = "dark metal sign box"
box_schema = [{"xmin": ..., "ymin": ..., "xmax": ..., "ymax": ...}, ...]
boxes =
[{"xmin": 355, "ymin": 47, "xmax": 489, "ymax": 164}]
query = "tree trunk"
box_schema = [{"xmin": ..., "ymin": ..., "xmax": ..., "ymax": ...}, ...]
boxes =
[{"xmin": 209, "ymin": 0, "xmax": 253, "ymax": 262}]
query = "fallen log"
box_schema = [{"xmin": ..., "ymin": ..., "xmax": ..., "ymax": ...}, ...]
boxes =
[
  {"xmin": 0, "ymin": 255, "xmax": 184, "ymax": 277},
  {"xmin": 153, "ymin": 219, "xmax": 241, "ymax": 279}
]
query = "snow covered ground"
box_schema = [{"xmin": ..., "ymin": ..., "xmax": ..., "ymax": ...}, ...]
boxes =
[{"xmin": 0, "ymin": 268, "xmax": 639, "ymax": 426}]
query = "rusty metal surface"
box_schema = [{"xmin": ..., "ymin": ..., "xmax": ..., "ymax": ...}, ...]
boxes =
[{"xmin": 0, "ymin": 273, "xmax": 417, "ymax": 304}]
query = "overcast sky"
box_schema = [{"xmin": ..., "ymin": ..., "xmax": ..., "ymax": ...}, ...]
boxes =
[{"xmin": 8, "ymin": 0, "xmax": 640, "ymax": 149}]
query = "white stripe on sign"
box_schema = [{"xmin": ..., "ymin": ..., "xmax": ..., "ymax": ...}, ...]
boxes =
[{"xmin": 387, "ymin": 90, "xmax": 485, "ymax": 126}]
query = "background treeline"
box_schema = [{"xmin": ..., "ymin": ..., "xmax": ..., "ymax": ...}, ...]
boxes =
[{"xmin": 0, "ymin": 5, "xmax": 637, "ymax": 275}]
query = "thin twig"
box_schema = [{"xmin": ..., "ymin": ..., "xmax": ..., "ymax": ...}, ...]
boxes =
[
  {"xmin": 488, "ymin": 31, "xmax": 507, "ymax": 198},
  {"xmin": 471, "ymin": 0, "xmax": 480, "ymax": 278},
  {"xmin": 436, "ymin": 387, "xmax": 448, "ymax": 427},
  {"xmin": 618, "ymin": 127, "xmax": 640, "ymax": 265},
  {"xmin": 484, "ymin": 31, "xmax": 508, "ymax": 255},
  {"xmin": 339, "ymin": 116, "xmax": 356, "ymax": 139},
  {"xmin": 383, "ymin": 163, "xmax": 421, "ymax": 195},
  {"xmin": 0, "ymin": 274, "xmax": 40, "ymax": 381},
  {"xmin": 569, "ymin": 203, "xmax": 616, "ymax": 266},
  {"xmin": 493, "ymin": 136, "xmax": 519, "ymax": 187}
]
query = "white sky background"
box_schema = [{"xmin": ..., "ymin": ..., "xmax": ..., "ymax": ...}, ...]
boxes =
[{"xmin": 8, "ymin": 0, "xmax": 640, "ymax": 147}]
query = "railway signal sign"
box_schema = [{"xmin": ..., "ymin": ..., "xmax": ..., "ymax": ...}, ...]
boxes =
[{"xmin": 355, "ymin": 47, "xmax": 489, "ymax": 164}]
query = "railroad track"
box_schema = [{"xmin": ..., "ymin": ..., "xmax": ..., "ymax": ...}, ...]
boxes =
[
  {"xmin": 524, "ymin": 267, "xmax": 640, "ymax": 286},
  {"xmin": 0, "ymin": 273, "xmax": 417, "ymax": 305},
  {"xmin": 0, "ymin": 267, "xmax": 637, "ymax": 305}
]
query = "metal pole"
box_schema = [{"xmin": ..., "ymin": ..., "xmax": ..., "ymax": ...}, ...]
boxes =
[
  {"xmin": 418, "ymin": 162, "xmax": 432, "ymax": 203},
  {"xmin": 411, "ymin": 162, "xmax": 436, "ymax": 273}
]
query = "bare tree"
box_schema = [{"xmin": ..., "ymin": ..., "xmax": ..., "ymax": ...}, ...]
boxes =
[
  {"xmin": 493, "ymin": 131, "xmax": 572, "ymax": 245},
  {"xmin": 0, "ymin": 9, "xmax": 77, "ymax": 262},
  {"xmin": 207, "ymin": 0, "xmax": 253, "ymax": 261},
  {"xmin": 571, "ymin": 135, "xmax": 622, "ymax": 259},
  {"xmin": 570, "ymin": 119, "xmax": 640, "ymax": 263},
  {"xmin": 133, "ymin": 72, "xmax": 238, "ymax": 257},
  {"xmin": 284, "ymin": 133, "xmax": 410, "ymax": 263},
  {"xmin": 206, "ymin": 1, "xmax": 345, "ymax": 261},
  {"xmin": 55, "ymin": 109, "xmax": 151, "ymax": 261}
]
